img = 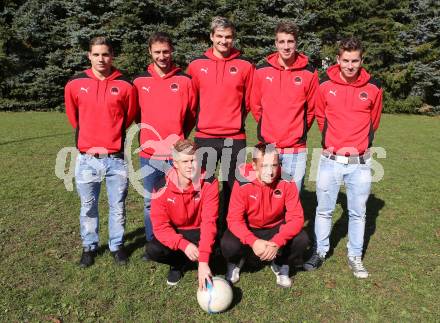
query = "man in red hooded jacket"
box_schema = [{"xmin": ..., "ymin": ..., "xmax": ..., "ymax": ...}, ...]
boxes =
[
  {"xmin": 187, "ymin": 16, "xmax": 254, "ymax": 228},
  {"xmin": 133, "ymin": 32, "xmax": 197, "ymax": 258},
  {"xmin": 250, "ymin": 21, "xmax": 318, "ymax": 192},
  {"xmin": 221, "ymin": 143, "xmax": 309, "ymax": 288},
  {"xmin": 65, "ymin": 37, "xmax": 137, "ymax": 267},
  {"xmin": 303, "ymin": 37, "xmax": 383, "ymax": 278},
  {"xmin": 147, "ymin": 140, "xmax": 219, "ymax": 289}
]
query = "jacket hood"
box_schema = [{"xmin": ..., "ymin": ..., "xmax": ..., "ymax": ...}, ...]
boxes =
[
  {"xmin": 147, "ymin": 63, "xmax": 181, "ymax": 80},
  {"xmin": 326, "ymin": 64, "xmax": 371, "ymax": 87},
  {"xmin": 266, "ymin": 52, "xmax": 309, "ymax": 70},
  {"xmin": 204, "ymin": 47, "xmax": 242, "ymax": 61},
  {"xmin": 85, "ymin": 68, "xmax": 122, "ymax": 81}
]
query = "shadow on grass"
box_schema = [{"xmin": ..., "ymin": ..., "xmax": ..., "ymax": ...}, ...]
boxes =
[
  {"xmin": 96, "ymin": 227, "xmax": 146, "ymax": 256},
  {"xmin": 228, "ymin": 285, "xmax": 243, "ymax": 311},
  {"xmin": 302, "ymin": 190, "xmax": 384, "ymax": 259}
]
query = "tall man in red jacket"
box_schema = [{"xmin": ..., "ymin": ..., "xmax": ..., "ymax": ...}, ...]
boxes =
[
  {"xmin": 187, "ymin": 16, "xmax": 254, "ymax": 227},
  {"xmin": 304, "ymin": 38, "xmax": 383, "ymax": 278},
  {"xmin": 147, "ymin": 140, "xmax": 219, "ymax": 288},
  {"xmin": 250, "ymin": 21, "xmax": 318, "ymax": 192},
  {"xmin": 65, "ymin": 37, "xmax": 137, "ymax": 267},
  {"xmin": 221, "ymin": 143, "xmax": 309, "ymax": 288},
  {"xmin": 133, "ymin": 32, "xmax": 197, "ymax": 257}
]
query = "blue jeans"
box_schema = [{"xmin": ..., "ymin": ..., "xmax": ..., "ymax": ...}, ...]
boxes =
[
  {"xmin": 139, "ymin": 157, "xmax": 173, "ymax": 242},
  {"xmin": 279, "ymin": 151, "xmax": 307, "ymax": 192},
  {"xmin": 314, "ymin": 155, "xmax": 372, "ymax": 257},
  {"xmin": 75, "ymin": 154, "xmax": 128, "ymax": 252}
]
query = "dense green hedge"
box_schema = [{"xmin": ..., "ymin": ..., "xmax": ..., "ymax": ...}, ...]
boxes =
[{"xmin": 1, "ymin": 0, "xmax": 439, "ymax": 114}]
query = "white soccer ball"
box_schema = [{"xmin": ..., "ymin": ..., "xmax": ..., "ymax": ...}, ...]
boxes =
[{"xmin": 197, "ymin": 276, "xmax": 233, "ymax": 313}]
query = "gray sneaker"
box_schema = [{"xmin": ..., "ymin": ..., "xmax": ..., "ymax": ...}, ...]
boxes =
[
  {"xmin": 348, "ymin": 256, "xmax": 369, "ymax": 278},
  {"xmin": 303, "ymin": 251, "xmax": 325, "ymax": 271},
  {"xmin": 270, "ymin": 262, "xmax": 292, "ymax": 288},
  {"xmin": 225, "ymin": 257, "xmax": 245, "ymax": 284}
]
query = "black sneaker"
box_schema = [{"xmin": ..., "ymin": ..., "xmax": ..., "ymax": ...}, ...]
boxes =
[
  {"xmin": 166, "ymin": 266, "xmax": 183, "ymax": 286},
  {"xmin": 303, "ymin": 251, "xmax": 325, "ymax": 271},
  {"xmin": 141, "ymin": 244, "xmax": 150, "ymax": 262},
  {"xmin": 79, "ymin": 249, "xmax": 97, "ymax": 268},
  {"xmin": 112, "ymin": 247, "xmax": 128, "ymax": 266}
]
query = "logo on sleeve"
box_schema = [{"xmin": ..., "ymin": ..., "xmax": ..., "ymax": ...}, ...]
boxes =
[
  {"xmin": 110, "ymin": 87, "xmax": 119, "ymax": 95},
  {"xmin": 359, "ymin": 91, "xmax": 368, "ymax": 101},
  {"xmin": 273, "ymin": 189, "xmax": 283, "ymax": 198},
  {"xmin": 170, "ymin": 83, "xmax": 179, "ymax": 92},
  {"xmin": 293, "ymin": 76, "xmax": 302, "ymax": 85},
  {"xmin": 229, "ymin": 66, "xmax": 238, "ymax": 75}
]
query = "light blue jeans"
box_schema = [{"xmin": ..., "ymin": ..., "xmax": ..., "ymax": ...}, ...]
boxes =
[
  {"xmin": 279, "ymin": 151, "xmax": 307, "ymax": 192},
  {"xmin": 75, "ymin": 154, "xmax": 128, "ymax": 252},
  {"xmin": 314, "ymin": 155, "xmax": 372, "ymax": 257},
  {"xmin": 139, "ymin": 157, "xmax": 173, "ymax": 242}
]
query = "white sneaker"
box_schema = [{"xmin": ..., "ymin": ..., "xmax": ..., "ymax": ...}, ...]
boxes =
[
  {"xmin": 270, "ymin": 261, "xmax": 292, "ymax": 288},
  {"xmin": 225, "ymin": 258, "xmax": 245, "ymax": 284},
  {"xmin": 348, "ymin": 256, "xmax": 369, "ymax": 279}
]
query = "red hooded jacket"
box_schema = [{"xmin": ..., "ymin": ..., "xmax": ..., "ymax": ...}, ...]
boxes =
[
  {"xmin": 150, "ymin": 169, "xmax": 219, "ymax": 263},
  {"xmin": 250, "ymin": 52, "xmax": 318, "ymax": 151},
  {"xmin": 227, "ymin": 164, "xmax": 304, "ymax": 248},
  {"xmin": 133, "ymin": 64, "xmax": 197, "ymax": 160},
  {"xmin": 316, "ymin": 65, "xmax": 383, "ymax": 155},
  {"xmin": 187, "ymin": 48, "xmax": 254, "ymax": 139},
  {"xmin": 64, "ymin": 68, "xmax": 137, "ymax": 154}
]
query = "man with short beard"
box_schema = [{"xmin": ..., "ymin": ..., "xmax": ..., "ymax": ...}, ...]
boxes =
[{"xmin": 133, "ymin": 32, "xmax": 197, "ymax": 258}]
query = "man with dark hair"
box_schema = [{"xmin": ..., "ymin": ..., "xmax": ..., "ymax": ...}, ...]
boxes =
[
  {"xmin": 65, "ymin": 36, "xmax": 137, "ymax": 267},
  {"xmin": 221, "ymin": 143, "xmax": 309, "ymax": 288},
  {"xmin": 147, "ymin": 139, "xmax": 219, "ymax": 288},
  {"xmin": 250, "ymin": 20, "xmax": 318, "ymax": 192},
  {"xmin": 187, "ymin": 16, "xmax": 254, "ymax": 229},
  {"xmin": 304, "ymin": 37, "xmax": 383, "ymax": 278},
  {"xmin": 133, "ymin": 32, "xmax": 197, "ymax": 259}
]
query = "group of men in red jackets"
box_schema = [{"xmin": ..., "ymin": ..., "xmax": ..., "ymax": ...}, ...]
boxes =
[{"xmin": 65, "ymin": 16, "xmax": 383, "ymax": 289}]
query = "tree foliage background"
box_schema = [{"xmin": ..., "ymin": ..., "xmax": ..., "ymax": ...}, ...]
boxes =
[{"xmin": 1, "ymin": 0, "xmax": 439, "ymax": 114}]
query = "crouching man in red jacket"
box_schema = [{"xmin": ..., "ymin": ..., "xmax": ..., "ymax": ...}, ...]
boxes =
[
  {"xmin": 221, "ymin": 143, "xmax": 309, "ymax": 288},
  {"xmin": 147, "ymin": 140, "xmax": 219, "ymax": 289}
]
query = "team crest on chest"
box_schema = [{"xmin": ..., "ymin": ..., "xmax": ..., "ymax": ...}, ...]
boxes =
[
  {"xmin": 170, "ymin": 83, "xmax": 179, "ymax": 92},
  {"xmin": 359, "ymin": 91, "xmax": 368, "ymax": 101},
  {"xmin": 273, "ymin": 189, "xmax": 283, "ymax": 198},
  {"xmin": 110, "ymin": 87, "xmax": 119, "ymax": 95},
  {"xmin": 293, "ymin": 76, "xmax": 302, "ymax": 85},
  {"xmin": 229, "ymin": 66, "xmax": 238, "ymax": 75}
]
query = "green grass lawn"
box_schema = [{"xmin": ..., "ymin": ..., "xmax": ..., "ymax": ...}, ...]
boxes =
[{"xmin": 0, "ymin": 112, "xmax": 439, "ymax": 322}]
